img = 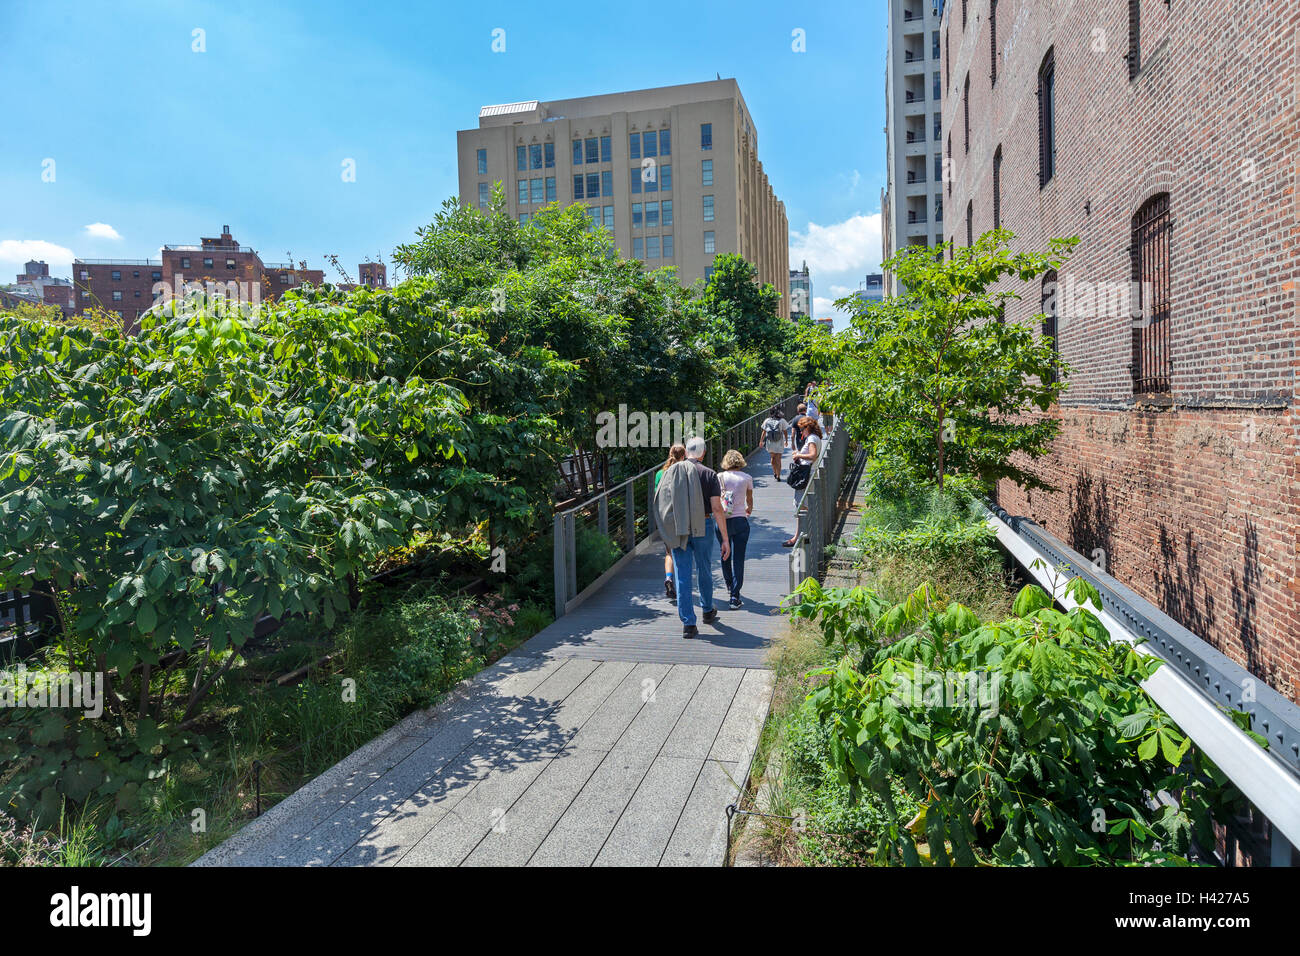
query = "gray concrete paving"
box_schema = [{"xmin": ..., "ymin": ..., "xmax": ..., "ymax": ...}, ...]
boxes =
[{"xmin": 195, "ymin": 454, "xmax": 793, "ymax": 867}]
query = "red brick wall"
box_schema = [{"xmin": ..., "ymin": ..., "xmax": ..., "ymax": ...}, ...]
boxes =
[{"xmin": 944, "ymin": 1, "xmax": 1300, "ymax": 700}]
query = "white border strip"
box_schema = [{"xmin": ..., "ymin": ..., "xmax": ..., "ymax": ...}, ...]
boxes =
[{"xmin": 986, "ymin": 510, "xmax": 1300, "ymax": 850}]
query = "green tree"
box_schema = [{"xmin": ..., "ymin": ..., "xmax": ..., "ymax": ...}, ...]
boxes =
[
  {"xmin": 819, "ymin": 230, "xmax": 1077, "ymax": 491},
  {"xmin": 700, "ymin": 253, "xmax": 805, "ymax": 401}
]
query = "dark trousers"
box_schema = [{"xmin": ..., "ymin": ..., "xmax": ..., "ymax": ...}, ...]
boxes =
[{"xmin": 715, "ymin": 515, "xmax": 750, "ymax": 601}]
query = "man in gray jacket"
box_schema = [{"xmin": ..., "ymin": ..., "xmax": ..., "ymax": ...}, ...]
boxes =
[{"xmin": 654, "ymin": 436, "xmax": 730, "ymax": 638}]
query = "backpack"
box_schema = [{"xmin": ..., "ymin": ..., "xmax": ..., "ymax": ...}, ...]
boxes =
[{"xmin": 763, "ymin": 419, "xmax": 782, "ymax": 444}]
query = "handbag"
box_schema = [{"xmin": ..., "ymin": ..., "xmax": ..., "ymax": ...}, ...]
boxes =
[{"xmin": 787, "ymin": 459, "xmax": 811, "ymax": 490}]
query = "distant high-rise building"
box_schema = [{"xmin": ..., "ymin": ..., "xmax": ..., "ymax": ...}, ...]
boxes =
[
  {"xmin": 456, "ymin": 79, "xmax": 790, "ymax": 316},
  {"xmin": 854, "ymin": 273, "xmax": 885, "ymax": 309},
  {"xmin": 883, "ymin": 0, "xmax": 946, "ymax": 295},
  {"xmin": 789, "ymin": 261, "xmax": 813, "ymax": 321}
]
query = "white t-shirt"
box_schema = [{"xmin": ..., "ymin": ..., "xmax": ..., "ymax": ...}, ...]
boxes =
[
  {"xmin": 762, "ymin": 417, "xmax": 790, "ymax": 451},
  {"xmin": 799, "ymin": 433, "xmax": 822, "ymax": 460},
  {"xmin": 806, "ymin": 398, "xmax": 820, "ymax": 419}
]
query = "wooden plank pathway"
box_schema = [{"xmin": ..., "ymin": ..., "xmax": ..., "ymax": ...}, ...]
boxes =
[{"xmin": 196, "ymin": 455, "xmax": 796, "ymax": 867}]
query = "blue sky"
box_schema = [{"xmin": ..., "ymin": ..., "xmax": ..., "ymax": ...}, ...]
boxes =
[{"xmin": 1, "ymin": 0, "xmax": 887, "ymax": 326}]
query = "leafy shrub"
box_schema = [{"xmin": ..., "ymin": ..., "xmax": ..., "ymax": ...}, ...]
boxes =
[
  {"xmin": 575, "ymin": 525, "xmax": 624, "ymax": 592},
  {"xmin": 788, "ymin": 577, "xmax": 1249, "ymax": 866}
]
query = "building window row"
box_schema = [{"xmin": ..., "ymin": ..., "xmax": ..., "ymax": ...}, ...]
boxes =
[
  {"xmin": 632, "ymin": 235, "xmax": 674, "ymax": 259},
  {"xmin": 572, "ymin": 136, "xmax": 612, "ymax": 166},
  {"xmin": 630, "ymin": 164, "xmax": 672, "ymax": 194},
  {"xmin": 517, "ymin": 143, "xmax": 556, "ymax": 171},
  {"xmin": 628, "ymin": 129, "xmax": 671, "ymax": 160},
  {"xmin": 573, "ymin": 171, "xmax": 613, "ymax": 200},
  {"xmin": 632, "ymin": 200, "xmax": 673, "ymax": 228},
  {"xmin": 517, "ymin": 176, "xmax": 557, "ymax": 204}
]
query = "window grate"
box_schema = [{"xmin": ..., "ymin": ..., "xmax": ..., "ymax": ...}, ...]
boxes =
[{"xmin": 1131, "ymin": 193, "xmax": 1172, "ymax": 395}]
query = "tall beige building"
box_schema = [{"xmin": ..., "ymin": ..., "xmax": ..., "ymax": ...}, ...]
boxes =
[{"xmin": 456, "ymin": 79, "xmax": 790, "ymax": 317}]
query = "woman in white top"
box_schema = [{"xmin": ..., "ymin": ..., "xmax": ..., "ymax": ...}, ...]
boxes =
[
  {"xmin": 783, "ymin": 416, "xmax": 823, "ymax": 548},
  {"xmin": 759, "ymin": 406, "xmax": 791, "ymax": 479},
  {"xmin": 715, "ymin": 449, "xmax": 755, "ymax": 608}
]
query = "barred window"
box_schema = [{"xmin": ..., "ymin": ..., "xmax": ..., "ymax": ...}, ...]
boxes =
[
  {"xmin": 1037, "ymin": 49, "xmax": 1056, "ymax": 186},
  {"xmin": 1131, "ymin": 193, "xmax": 1172, "ymax": 395},
  {"xmin": 992, "ymin": 145, "xmax": 1003, "ymax": 229},
  {"xmin": 963, "ymin": 73, "xmax": 971, "ymax": 154},
  {"xmin": 1041, "ymin": 269, "xmax": 1059, "ymax": 383},
  {"xmin": 1127, "ymin": 0, "xmax": 1142, "ymax": 79},
  {"xmin": 990, "ymin": 0, "xmax": 999, "ymax": 85}
]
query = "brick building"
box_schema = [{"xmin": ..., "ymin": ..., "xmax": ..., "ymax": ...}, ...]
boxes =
[
  {"xmin": 74, "ymin": 225, "xmax": 326, "ymax": 331},
  {"xmin": 942, "ymin": 0, "xmax": 1300, "ymax": 701}
]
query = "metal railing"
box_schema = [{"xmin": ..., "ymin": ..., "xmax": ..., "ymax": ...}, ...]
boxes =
[
  {"xmin": 552, "ymin": 394, "xmax": 802, "ymax": 618},
  {"xmin": 987, "ymin": 504, "xmax": 1299, "ymax": 866},
  {"xmin": 787, "ymin": 414, "xmax": 850, "ymax": 592}
]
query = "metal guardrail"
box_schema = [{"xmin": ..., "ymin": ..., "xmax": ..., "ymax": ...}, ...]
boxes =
[
  {"xmin": 552, "ymin": 394, "xmax": 803, "ymax": 618},
  {"xmin": 985, "ymin": 504, "xmax": 1299, "ymax": 865},
  {"xmin": 787, "ymin": 415, "xmax": 849, "ymax": 592}
]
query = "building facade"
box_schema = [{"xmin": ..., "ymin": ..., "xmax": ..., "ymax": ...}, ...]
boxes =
[
  {"xmin": 456, "ymin": 79, "xmax": 790, "ymax": 315},
  {"xmin": 790, "ymin": 261, "xmax": 813, "ymax": 321},
  {"xmin": 10, "ymin": 260, "xmax": 72, "ymax": 311},
  {"xmin": 74, "ymin": 226, "xmax": 325, "ymax": 331},
  {"xmin": 883, "ymin": 0, "xmax": 947, "ymax": 294},
  {"xmin": 943, "ymin": 0, "xmax": 1300, "ymax": 701}
]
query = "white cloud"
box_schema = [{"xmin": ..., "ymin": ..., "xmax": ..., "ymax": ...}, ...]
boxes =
[
  {"xmin": 0, "ymin": 239, "xmax": 75, "ymax": 278},
  {"xmin": 789, "ymin": 212, "xmax": 883, "ymax": 276},
  {"xmin": 814, "ymin": 295, "xmax": 855, "ymax": 331},
  {"xmin": 84, "ymin": 222, "xmax": 122, "ymax": 240}
]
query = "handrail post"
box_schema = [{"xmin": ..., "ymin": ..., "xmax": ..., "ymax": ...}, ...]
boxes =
[
  {"xmin": 564, "ymin": 513, "xmax": 577, "ymax": 605},
  {"xmin": 597, "ymin": 495, "xmax": 609, "ymax": 536},
  {"xmin": 624, "ymin": 483, "xmax": 636, "ymax": 552},
  {"xmin": 553, "ymin": 513, "xmax": 566, "ymax": 619}
]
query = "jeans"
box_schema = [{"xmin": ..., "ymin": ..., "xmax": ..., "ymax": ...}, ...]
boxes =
[
  {"xmin": 671, "ymin": 517, "xmax": 715, "ymax": 626},
  {"xmin": 715, "ymin": 515, "xmax": 749, "ymax": 601}
]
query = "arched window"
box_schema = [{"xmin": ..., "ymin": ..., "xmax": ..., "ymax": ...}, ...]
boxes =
[
  {"xmin": 1037, "ymin": 48, "xmax": 1056, "ymax": 186},
  {"xmin": 1131, "ymin": 193, "xmax": 1172, "ymax": 394}
]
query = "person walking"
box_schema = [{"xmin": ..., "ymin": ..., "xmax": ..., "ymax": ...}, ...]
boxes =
[
  {"xmin": 782, "ymin": 416, "xmax": 823, "ymax": 548},
  {"xmin": 654, "ymin": 436, "xmax": 730, "ymax": 638},
  {"xmin": 760, "ymin": 406, "xmax": 791, "ymax": 479},
  {"xmin": 716, "ymin": 449, "xmax": 754, "ymax": 608},
  {"xmin": 804, "ymin": 384, "xmax": 821, "ymax": 429},
  {"xmin": 653, "ymin": 443, "xmax": 687, "ymax": 600}
]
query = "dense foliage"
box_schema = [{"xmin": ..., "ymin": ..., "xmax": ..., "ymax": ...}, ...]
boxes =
[
  {"xmin": 813, "ymin": 230, "xmax": 1077, "ymax": 492},
  {"xmin": 0, "ymin": 188, "xmax": 807, "ymax": 827},
  {"xmin": 787, "ymin": 576, "xmax": 1248, "ymax": 865}
]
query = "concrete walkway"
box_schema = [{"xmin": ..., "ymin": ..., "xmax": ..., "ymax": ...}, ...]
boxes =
[{"xmin": 197, "ymin": 456, "xmax": 795, "ymax": 867}]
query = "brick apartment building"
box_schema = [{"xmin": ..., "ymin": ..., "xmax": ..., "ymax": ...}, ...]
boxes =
[
  {"xmin": 73, "ymin": 226, "xmax": 327, "ymax": 331},
  {"xmin": 942, "ymin": 0, "xmax": 1300, "ymax": 701}
]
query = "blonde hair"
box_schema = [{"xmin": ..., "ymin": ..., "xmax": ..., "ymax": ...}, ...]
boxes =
[
  {"xmin": 720, "ymin": 449, "xmax": 747, "ymax": 471},
  {"xmin": 663, "ymin": 443, "xmax": 687, "ymax": 472}
]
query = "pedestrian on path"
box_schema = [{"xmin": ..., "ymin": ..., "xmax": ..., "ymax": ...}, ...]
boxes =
[
  {"xmin": 716, "ymin": 449, "xmax": 754, "ymax": 608},
  {"xmin": 760, "ymin": 406, "xmax": 791, "ymax": 479},
  {"xmin": 654, "ymin": 436, "xmax": 730, "ymax": 638},
  {"xmin": 804, "ymin": 383, "xmax": 821, "ymax": 429},
  {"xmin": 782, "ymin": 416, "xmax": 823, "ymax": 548},
  {"xmin": 653, "ymin": 443, "xmax": 687, "ymax": 601}
]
